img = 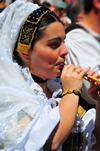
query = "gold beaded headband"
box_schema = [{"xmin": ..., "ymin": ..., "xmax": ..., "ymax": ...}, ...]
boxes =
[{"xmin": 16, "ymin": 7, "xmax": 55, "ymax": 55}]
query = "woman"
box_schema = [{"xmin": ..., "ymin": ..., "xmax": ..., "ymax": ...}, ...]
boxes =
[{"xmin": 0, "ymin": 0, "xmax": 99, "ymax": 151}]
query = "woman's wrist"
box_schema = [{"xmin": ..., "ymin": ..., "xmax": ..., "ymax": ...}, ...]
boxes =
[{"xmin": 62, "ymin": 88, "xmax": 81, "ymax": 97}]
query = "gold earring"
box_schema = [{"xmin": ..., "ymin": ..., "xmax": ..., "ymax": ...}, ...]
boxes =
[
  {"xmin": 29, "ymin": 68, "xmax": 32, "ymax": 73},
  {"xmin": 29, "ymin": 66, "xmax": 32, "ymax": 73},
  {"xmin": 30, "ymin": 70, "xmax": 32, "ymax": 73}
]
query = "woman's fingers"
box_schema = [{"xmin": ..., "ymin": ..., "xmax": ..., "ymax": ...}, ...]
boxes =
[
  {"xmin": 88, "ymin": 83, "xmax": 98, "ymax": 95},
  {"xmin": 88, "ymin": 70, "xmax": 96, "ymax": 76},
  {"xmin": 87, "ymin": 71, "xmax": 100, "ymax": 101},
  {"xmin": 62, "ymin": 65, "xmax": 91, "ymax": 80},
  {"xmin": 63, "ymin": 65, "xmax": 84, "ymax": 75},
  {"xmin": 88, "ymin": 70, "xmax": 100, "ymax": 86},
  {"xmin": 79, "ymin": 66, "xmax": 91, "ymax": 77},
  {"xmin": 88, "ymin": 83, "xmax": 100, "ymax": 101},
  {"xmin": 61, "ymin": 65, "xmax": 88, "ymax": 91}
]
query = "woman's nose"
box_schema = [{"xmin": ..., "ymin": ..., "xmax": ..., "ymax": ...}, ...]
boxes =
[{"xmin": 60, "ymin": 43, "xmax": 68, "ymax": 57}]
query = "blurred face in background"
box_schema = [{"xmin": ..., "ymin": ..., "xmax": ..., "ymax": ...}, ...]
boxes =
[
  {"xmin": 49, "ymin": 6, "xmax": 61, "ymax": 18},
  {"xmin": 63, "ymin": 0, "xmax": 72, "ymax": 6}
]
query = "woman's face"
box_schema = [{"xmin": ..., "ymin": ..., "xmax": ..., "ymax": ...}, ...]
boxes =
[{"xmin": 29, "ymin": 21, "xmax": 68, "ymax": 80}]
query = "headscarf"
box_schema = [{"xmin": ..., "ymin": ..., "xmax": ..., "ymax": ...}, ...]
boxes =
[
  {"xmin": 0, "ymin": 0, "xmax": 41, "ymax": 120},
  {"xmin": 0, "ymin": 1, "xmax": 60, "ymax": 150},
  {"xmin": 0, "ymin": 0, "xmax": 40, "ymax": 148},
  {"xmin": 16, "ymin": 6, "xmax": 54, "ymax": 55}
]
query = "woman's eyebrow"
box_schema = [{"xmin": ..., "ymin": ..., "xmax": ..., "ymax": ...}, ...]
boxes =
[{"xmin": 47, "ymin": 37, "xmax": 61, "ymax": 42}]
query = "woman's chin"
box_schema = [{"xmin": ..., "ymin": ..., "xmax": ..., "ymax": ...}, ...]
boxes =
[{"xmin": 54, "ymin": 72, "xmax": 61, "ymax": 78}]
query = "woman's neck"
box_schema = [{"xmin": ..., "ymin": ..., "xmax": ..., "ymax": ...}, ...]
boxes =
[
  {"xmin": 79, "ymin": 10, "xmax": 100, "ymax": 34},
  {"xmin": 38, "ymin": 83, "xmax": 46, "ymax": 91},
  {"xmin": 40, "ymin": 83, "xmax": 52, "ymax": 99}
]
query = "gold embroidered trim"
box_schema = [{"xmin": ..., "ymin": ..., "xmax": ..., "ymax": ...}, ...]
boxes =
[
  {"xmin": 16, "ymin": 7, "xmax": 54, "ymax": 55},
  {"xmin": 77, "ymin": 105, "xmax": 86, "ymax": 119}
]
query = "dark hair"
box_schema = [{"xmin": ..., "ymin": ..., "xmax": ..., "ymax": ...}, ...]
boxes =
[
  {"xmin": 41, "ymin": 2, "xmax": 51, "ymax": 8},
  {"xmin": 68, "ymin": 5, "xmax": 81, "ymax": 24},
  {"xmin": 84, "ymin": 0, "xmax": 93, "ymax": 13},
  {"xmin": 68, "ymin": 0, "xmax": 93, "ymax": 23},
  {"xmin": 68, "ymin": 0, "xmax": 84, "ymax": 23},
  {"xmin": 30, "ymin": 13, "xmax": 61, "ymax": 49},
  {"xmin": 13, "ymin": 11, "xmax": 61, "ymax": 66}
]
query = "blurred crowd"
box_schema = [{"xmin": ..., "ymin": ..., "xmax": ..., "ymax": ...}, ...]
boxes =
[{"xmin": 0, "ymin": 0, "xmax": 75, "ymax": 28}]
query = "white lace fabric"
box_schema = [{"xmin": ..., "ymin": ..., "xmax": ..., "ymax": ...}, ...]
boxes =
[
  {"xmin": 0, "ymin": 1, "xmax": 43, "ymax": 150},
  {"xmin": 0, "ymin": 1, "xmax": 61, "ymax": 150},
  {"xmin": 0, "ymin": 45, "xmax": 41, "ymax": 150},
  {"xmin": 19, "ymin": 66, "xmax": 96, "ymax": 151}
]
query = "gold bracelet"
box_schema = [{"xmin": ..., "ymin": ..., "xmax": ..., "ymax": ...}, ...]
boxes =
[{"xmin": 62, "ymin": 89, "xmax": 80, "ymax": 97}]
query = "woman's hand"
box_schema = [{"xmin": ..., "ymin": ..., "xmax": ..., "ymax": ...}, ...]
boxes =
[
  {"xmin": 60, "ymin": 64, "xmax": 91, "ymax": 92},
  {"xmin": 88, "ymin": 70, "xmax": 100, "ymax": 101}
]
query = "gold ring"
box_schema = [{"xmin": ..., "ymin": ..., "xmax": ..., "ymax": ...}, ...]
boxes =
[{"xmin": 74, "ymin": 70, "xmax": 79, "ymax": 74}]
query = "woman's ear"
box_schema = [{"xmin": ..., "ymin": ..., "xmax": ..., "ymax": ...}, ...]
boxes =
[{"xmin": 19, "ymin": 52, "xmax": 30, "ymax": 62}]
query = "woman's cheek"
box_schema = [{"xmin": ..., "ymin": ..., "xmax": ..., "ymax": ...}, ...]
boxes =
[{"xmin": 47, "ymin": 52, "xmax": 58, "ymax": 64}]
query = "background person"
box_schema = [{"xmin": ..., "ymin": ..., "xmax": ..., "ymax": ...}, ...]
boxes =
[
  {"xmin": 65, "ymin": 0, "xmax": 100, "ymax": 110},
  {"xmin": 62, "ymin": 0, "xmax": 74, "ymax": 18},
  {"xmin": 56, "ymin": 1, "xmax": 72, "ymax": 28},
  {"xmin": 49, "ymin": 5, "xmax": 61, "ymax": 18}
]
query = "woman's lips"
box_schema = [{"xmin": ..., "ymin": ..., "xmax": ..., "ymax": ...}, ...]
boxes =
[
  {"xmin": 59, "ymin": 63, "xmax": 65, "ymax": 67},
  {"xmin": 56, "ymin": 62, "xmax": 65, "ymax": 66}
]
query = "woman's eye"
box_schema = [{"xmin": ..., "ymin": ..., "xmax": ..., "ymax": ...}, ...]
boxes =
[{"xmin": 49, "ymin": 42, "xmax": 60, "ymax": 49}]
